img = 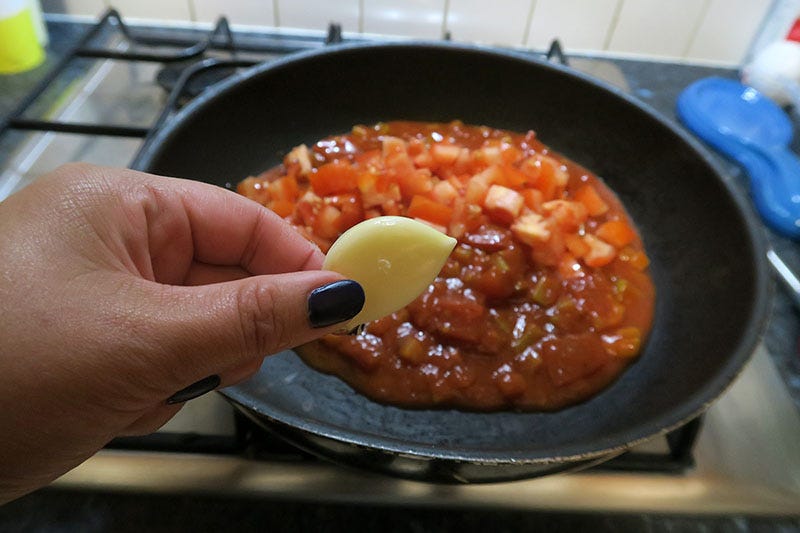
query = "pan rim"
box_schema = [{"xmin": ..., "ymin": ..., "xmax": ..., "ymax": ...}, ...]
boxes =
[{"xmin": 136, "ymin": 40, "xmax": 772, "ymax": 465}]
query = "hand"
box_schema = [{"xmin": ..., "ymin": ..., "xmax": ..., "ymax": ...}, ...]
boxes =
[{"xmin": 0, "ymin": 163, "xmax": 364, "ymax": 503}]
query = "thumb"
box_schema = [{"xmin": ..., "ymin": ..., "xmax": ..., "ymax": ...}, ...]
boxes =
[{"xmin": 133, "ymin": 271, "xmax": 364, "ymax": 396}]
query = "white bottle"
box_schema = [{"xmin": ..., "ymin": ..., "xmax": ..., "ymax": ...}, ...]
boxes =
[{"xmin": 743, "ymin": 0, "xmax": 800, "ymax": 107}]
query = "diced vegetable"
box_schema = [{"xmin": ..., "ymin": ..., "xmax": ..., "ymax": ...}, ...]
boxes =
[
  {"xmin": 483, "ymin": 185, "xmax": 524, "ymax": 225},
  {"xmin": 541, "ymin": 200, "xmax": 587, "ymax": 232},
  {"xmin": 408, "ymin": 194, "xmax": 454, "ymax": 227},
  {"xmin": 285, "ymin": 144, "xmax": 312, "ymax": 176},
  {"xmin": 596, "ymin": 220, "xmax": 636, "ymax": 247},
  {"xmin": 511, "ymin": 213, "xmax": 550, "ymax": 245},
  {"xmin": 431, "ymin": 143, "xmax": 462, "ymax": 166},
  {"xmin": 574, "ymin": 184, "xmax": 609, "ymax": 216},
  {"xmin": 618, "ymin": 246, "xmax": 650, "ymax": 270},
  {"xmin": 582, "ymin": 234, "xmax": 616, "ymax": 267},
  {"xmin": 310, "ymin": 160, "xmax": 358, "ymax": 196},
  {"xmin": 431, "ymin": 179, "xmax": 459, "ymax": 206}
]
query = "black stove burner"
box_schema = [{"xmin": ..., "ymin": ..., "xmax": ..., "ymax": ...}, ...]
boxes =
[{"xmin": 156, "ymin": 61, "xmax": 238, "ymax": 98}]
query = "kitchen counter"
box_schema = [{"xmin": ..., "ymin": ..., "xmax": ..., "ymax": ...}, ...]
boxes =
[{"xmin": 1, "ymin": 18, "xmax": 799, "ymax": 531}]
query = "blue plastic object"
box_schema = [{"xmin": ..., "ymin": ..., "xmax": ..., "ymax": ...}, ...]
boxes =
[{"xmin": 677, "ymin": 77, "xmax": 800, "ymax": 239}]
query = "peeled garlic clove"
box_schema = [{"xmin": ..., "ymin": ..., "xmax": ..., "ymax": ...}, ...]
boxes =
[{"xmin": 322, "ymin": 216, "xmax": 457, "ymax": 330}]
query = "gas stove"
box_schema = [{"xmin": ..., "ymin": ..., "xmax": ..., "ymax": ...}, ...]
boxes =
[{"xmin": 1, "ymin": 10, "xmax": 799, "ymax": 516}]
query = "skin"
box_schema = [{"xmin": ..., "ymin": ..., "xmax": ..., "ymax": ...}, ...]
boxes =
[{"xmin": 0, "ymin": 163, "xmax": 351, "ymax": 504}]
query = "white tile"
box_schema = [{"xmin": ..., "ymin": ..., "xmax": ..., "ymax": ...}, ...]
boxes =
[
  {"xmin": 363, "ymin": 0, "xmax": 446, "ymax": 38},
  {"xmin": 445, "ymin": 0, "xmax": 531, "ymax": 46},
  {"xmin": 111, "ymin": 0, "xmax": 192, "ymax": 21},
  {"xmin": 526, "ymin": 0, "xmax": 619, "ymax": 52},
  {"xmin": 40, "ymin": 0, "xmax": 107, "ymax": 16},
  {"xmin": 686, "ymin": 0, "xmax": 771, "ymax": 64},
  {"xmin": 606, "ymin": 0, "xmax": 709, "ymax": 59},
  {"xmin": 277, "ymin": 0, "xmax": 358, "ymax": 32},
  {"xmin": 192, "ymin": 0, "xmax": 275, "ymax": 25}
]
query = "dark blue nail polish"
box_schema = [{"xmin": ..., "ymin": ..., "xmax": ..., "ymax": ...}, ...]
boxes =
[
  {"xmin": 308, "ymin": 279, "xmax": 365, "ymax": 328},
  {"xmin": 166, "ymin": 375, "xmax": 221, "ymax": 404}
]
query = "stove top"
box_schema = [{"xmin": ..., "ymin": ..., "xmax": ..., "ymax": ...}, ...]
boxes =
[{"xmin": 1, "ymin": 10, "xmax": 799, "ymax": 515}]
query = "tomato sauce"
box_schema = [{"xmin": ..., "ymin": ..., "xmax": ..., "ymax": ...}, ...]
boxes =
[{"xmin": 238, "ymin": 121, "xmax": 655, "ymax": 411}]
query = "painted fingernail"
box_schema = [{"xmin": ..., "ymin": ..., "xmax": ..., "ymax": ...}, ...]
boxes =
[
  {"xmin": 166, "ymin": 375, "xmax": 221, "ymax": 404},
  {"xmin": 307, "ymin": 279, "xmax": 365, "ymax": 328}
]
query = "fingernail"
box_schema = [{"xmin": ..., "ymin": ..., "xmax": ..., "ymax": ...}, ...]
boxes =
[
  {"xmin": 166, "ymin": 375, "xmax": 221, "ymax": 404},
  {"xmin": 307, "ymin": 279, "xmax": 365, "ymax": 328}
]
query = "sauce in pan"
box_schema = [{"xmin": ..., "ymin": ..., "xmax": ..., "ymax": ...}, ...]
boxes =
[{"xmin": 238, "ymin": 121, "xmax": 655, "ymax": 411}]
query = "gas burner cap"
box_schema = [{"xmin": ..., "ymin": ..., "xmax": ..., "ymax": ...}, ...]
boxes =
[{"xmin": 156, "ymin": 61, "xmax": 238, "ymax": 98}]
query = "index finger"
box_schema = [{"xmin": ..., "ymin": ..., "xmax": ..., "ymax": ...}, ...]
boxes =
[{"xmin": 135, "ymin": 169, "xmax": 324, "ymax": 274}]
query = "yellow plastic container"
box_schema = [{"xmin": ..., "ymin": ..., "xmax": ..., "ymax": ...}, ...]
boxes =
[{"xmin": 0, "ymin": 0, "xmax": 45, "ymax": 74}]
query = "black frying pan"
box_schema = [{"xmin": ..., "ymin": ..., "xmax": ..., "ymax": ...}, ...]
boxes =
[{"xmin": 133, "ymin": 42, "xmax": 770, "ymax": 483}]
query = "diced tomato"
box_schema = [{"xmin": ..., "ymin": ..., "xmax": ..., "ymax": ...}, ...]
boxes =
[
  {"xmin": 326, "ymin": 193, "xmax": 364, "ymax": 232},
  {"xmin": 497, "ymin": 163, "xmax": 529, "ymax": 189},
  {"xmin": 618, "ymin": 246, "xmax": 650, "ymax": 270},
  {"xmin": 431, "ymin": 143, "xmax": 462, "ymax": 166},
  {"xmin": 472, "ymin": 146, "xmax": 503, "ymax": 167},
  {"xmin": 295, "ymin": 190, "xmax": 321, "ymax": 226},
  {"xmin": 465, "ymin": 166, "xmax": 501, "ymax": 205},
  {"xmin": 413, "ymin": 150, "xmax": 435, "ymax": 169},
  {"xmin": 309, "ymin": 160, "xmax": 358, "ymax": 196},
  {"xmin": 381, "ymin": 199, "xmax": 402, "ymax": 216},
  {"xmin": 574, "ymin": 184, "xmax": 609, "ymax": 216},
  {"xmin": 312, "ymin": 204, "xmax": 343, "ymax": 240},
  {"xmin": 431, "ymin": 179, "xmax": 459, "ymax": 206},
  {"xmin": 408, "ymin": 194, "xmax": 454, "ymax": 227},
  {"xmin": 499, "ymin": 143, "xmax": 523, "ymax": 165},
  {"xmin": 449, "ymin": 198, "xmax": 486, "ymax": 238},
  {"xmin": 355, "ymin": 149, "xmax": 382, "ymax": 169},
  {"xmin": 382, "ymin": 136, "xmax": 408, "ymax": 157},
  {"xmin": 237, "ymin": 176, "xmax": 270, "ymax": 205},
  {"xmin": 268, "ymin": 175, "xmax": 299, "ymax": 202},
  {"xmin": 541, "ymin": 200, "xmax": 588, "ymax": 232},
  {"xmin": 530, "ymin": 228, "xmax": 566, "ymax": 267},
  {"xmin": 483, "ymin": 184, "xmax": 524, "ymax": 225},
  {"xmin": 358, "ymin": 171, "xmax": 400, "ymax": 208},
  {"xmin": 582, "ymin": 234, "xmax": 616, "ymax": 267},
  {"xmin": 396, "ymin": 166, "xmax": 433, "ymax": 200},
  {"xmin": 596, "ymin": 220, "xmax": 636, "ymax": 248},
  {"xmin": 268, "ymin": 199, "xmax": 295, "ymax": 218},
  {"xmin": 564, "ymin": 233, "xmax": 590, "ymax": 257},
  {"xmin": 407, "ymin": 138, "xmax": 426, "ymax": 157},
  {"xmin": 521, "ymin": 188, "xmax": 543, "ymax": 211},
  {"xmin": 520, "ymin": 155, "xmax": 568, "ymax": 201},
  {"xmin": 452, "ymin": 148, "xmax": 472, "ymax": 175},
  {"xmin": 284, "ymin": 144, "xmax": 312, "ymax": 176},
  {"xmin": 558, "ymin": 253, "xmax": 583, "ymax": 279},
  {"xmin": 511, "ymin": 213, "xmax": 550, "ymax": 246}
]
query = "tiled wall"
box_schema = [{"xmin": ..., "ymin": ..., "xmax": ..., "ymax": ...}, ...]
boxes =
[{"xmin": 41, "ymin": 0, "xmax": 774, "ymax": 65}]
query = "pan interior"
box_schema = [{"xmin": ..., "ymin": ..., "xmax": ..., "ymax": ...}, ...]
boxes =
[{"xmin": 141, "ymin": 44, "xmax": 766, "ymax": 462}]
